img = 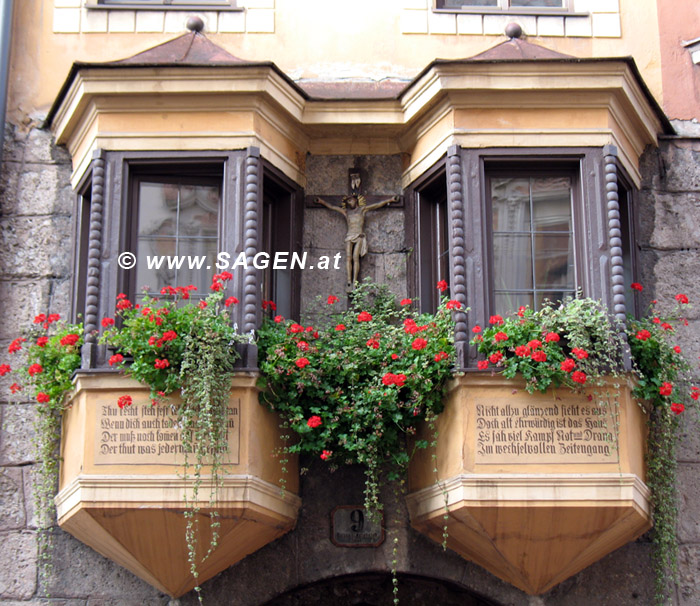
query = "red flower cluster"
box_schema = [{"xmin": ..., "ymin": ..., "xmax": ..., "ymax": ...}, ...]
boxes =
[
  {"xmin": 437, "ymin": 280, "xmax": 448, "ymax": 292},
  {"xmin": 676, "ymin": 293, "xmax": 689, "ymax": 304},
  {"xmin": 60, "ymin": 334, "xmax": 80, "ymax": 346},
  {"xmin": 400, "ymin": 298, "xmax": 412, "ymax": 306},
  {"xmin": 0, "ymin": 364, "xmax": 10, "ymax": 376},
  {"xmin": 635, "ymin": 329, "xmax": 651, "ymax": 341},
  {"xmin": 571, "ymin": 370, "xmax": 587, "ymax": 385},
  {"xmin": 225, "ymin": 296, "xmax": 239, "ymax": 307},
  {"xmin": 446, "ymin": 300, "xmax": 461, "ymax": 310},
  {"xmin": 154, "ymin": 359, "xmax": 170, "ymax": 369},
  {"xmin": 262, "ymin": 300, "xmax": 277, "ymax": 311},
  {"xmin": 307, "ymin": 415, "xmax": 322, "ymax": 428},
  {"xmin": 477, "ymin": 360, "xmax": 489, "ymax": 370},
  {"xmin": 357, "ymin": 311, "xmax": 372, "ymax": 322},
  {"xmin": 102, "ymin": 317, "xmax": 115, "ymax": 327},
  {"xmin": 327, "ymin": 295, "xmax": 339, "ymax": 305},
  {"xmin": 335, "ymin": 324, "xmax": 346, "ymax": 331},
  {"xmin": 8, "ymin": 337, "xmax": 26, "ymax": 354},
  {"xmin": 320, "ymin": 449, "xmax": 331, "ymax": 460},
  {"xmin": 366, "ymin": 337, "xmax": 380, "ymax": 349},
  {"xmin": 631, "ymin": 282, "xmax": 643, "ymax": 292},
  {"xmin": 434, "ymin": 351, "xmax": 449, "ymax": 362},
  {"xmin": 671, "ymin": 402, "xmax": 685, "ymax": 415},
  {"xmin": 295, "ymin": 357, "xmax": 310, "ymax": 369},
  {"xmin": 36, "ymin": 392, "xmax": 50, "ymax": 404},
  {"xmin": 489, "ymin": 351, "xmax": 503, "ymax": 364},
  {"xmin": 36, "ymin": 336, "xmax": 48, "ymax": 348},
  {"xmin": 489, "ymin": 315, "xmax": 504, "ymax": 326},
  {"xmin": 659, "ymin": 382, "xmax": 673, "ymax": 396},
  {"xmin": 544, "ymin": 332, "xmax": 560, "ymax": 343},
  {"xmin": 109, "ymin": 353, "xmax": 124, "ymax": 366},
  {"xmin": 494, "ymin": 331, "xmax": 509, "ymax": 343},
  {"xmin": 382, "ymin": 372, "xmax": 407, "ymax": 387},
  {"xmin": 572, "ymin": 347, "xmax": 589, "ymax": 360},
  {"xmin": 561, "ymin": 358, "xmax": 576, "ymax": 372},
  {"xmin": 28, "ymin": 363, "xmax": 43, "ymax": 377},
  {"xmin": 117, "ymin": 394, "xmax": 133, "ymax": 409},
  {"xmin": 412, "ymin": 338, "xmax": 427, "ymax": 350}
]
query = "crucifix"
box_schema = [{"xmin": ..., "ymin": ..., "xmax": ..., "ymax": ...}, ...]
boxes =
[{"xmin": 314, "ymin": 169, "xmax": 398, "ymax": 289}]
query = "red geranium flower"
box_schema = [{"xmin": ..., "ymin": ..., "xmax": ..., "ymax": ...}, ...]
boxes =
[
  {"xmin": 489, "ymin": 351, "xmax": 503, "ymax": 364},
  {"xmin": 28, "ymin": 364, "xmax": 43, "ymax": 377},
  {"xmin": 327, "ymin": 295, "xmax": 339, "ymax": 305},
  {"xmin": 531, "ymin": 350, "xmax": 547, "ymax": 363},
  {"xmin": 561, "ymin": 358, "xmax": 576, "ymax": 372},
  {"xmin": 412, "ymin": 338, "xmax": 427, "ymax": 350},
  {"xmin": 446, "ymin": 300, "xmax": 461, "ymax": 310},
  {"xmin": 274, "ymin": 315, "xmax": 284, "ymax": 323},
  {"xmin": 434, "ymin": 351, "xmax": 449, "ymax": 362},
  {"xmin": 635, "ymin": 329, "xmax": 651, "ymax": 340},
  {"xmin": 10, "ymin": 383, "xmax": 21, "ymax": 394},
  {"xmin": 225, "ymin": 296, "xmax": 239, "ymax": 307},
  {"xmin": 335, "ymin": 324, "xmax": 346, "ymax": 331},
  {"xmin": 366, "ymin": 338, "xmax": 380, "ymax": 349},
  {"xmin": 436, "ymin": 280, "xmax": 448, "ymax": 292},
  {"xmin": 477, "ymin": 360, "xmax": 489, "ymax": 370},
  {"xmin": 34, "ymin": 314, "xmax": 46, "ymax": 324},
  {"xmin": 320, "ymin": 450, "xmax": 331, "ymax": 460},
  {"xmin": 659, "ymin": 382, "xmax": 673, "ymax": 396},
  {"xmin": 307, "ymin": 415, "xmax": 322, "ymax": 428},
  {"xmin": 661, "ymin": 323, "xmax": 673, "ymax": 331},
  {"xmin": 572, "ymin": 348, "xmax": 589, "ymax": 360},
  {"xmin": 109, "ymin": 354, "xmax": 124, "ymax": 366},
  {"xmin": 472, "ymin": 325, "xmax": 482, "ymax": 333},
  {"xmin": 295, "ymin": 357, "xmax": 310, "ymax": 369},
  {"xmin": 102, "ymin": 317, "xmax": 115, "ymax": 327},
  {"xmin": 60, "ymin": 334, "xmax": 80, "ymax": 346},
  {"xmin": 357, "ymin": 311, "xmax": 372, "ymax": 322},
  {"xmin": 116, "ymin": 299, "xmax": 132, "ymax": 311},
  {"xmin": 673, "ymin": 345, "xmax": 682, "ymax": 354},
  {"xmin": 630, "ymin": 282, "xmax": 643, "ymax": 291},
  {"xmin": 219, "ymin": 271, "xmax": 233, "ymax": 281},
  {"xmin": 154, "ymin": 359, "xmax": 170, "ymax": 369},
  {"xmin": 545, "ymin": 332, "xmax": 560, "ymax": 343},
  {"xmin": 262, "ymin": 300, "xmax": 277, "ymax": 311},
  {"xmin": 36, "ymin": 392, "xmax": 50, "ymax": 404},
  {"xmin": 400, "ymin": 298, "xmax": 412, "ymax": 306},
  {"xmin": 8, "ymin": 338, "xmax": 25, "ymax": 354},
  {"xmin": 517, "ymin": 306, "xmax": 527, "ymax": 317},
  {"xmin": 527, "ymin": 339, "xmax": 542, "ymax": 350},
  {"xmin": 489, "ymin": 315, "xmax": 504, "ymax": 326},
  {"xmin": 117, "ymin": 395, "xmax": 132, "ymax": 409},
  {"xmin": 161, "ymin": 330, "xmax": 177, "ymax": 342},
  {"xmin": 494, "ymin": 331, "xmax": 509, "ymax": 343},
  {"xmin": 47, "ymin": 313, "xmax": 60, "ymax": 323},
  {"xmin": 297, "ymin": 341, "xmax": 309, "ymax": 351},
  {"xmin": 515, "ymin": 345, "xmax": 531, "ymax": 358},
  {"xmin": 36, "ymin": 336, "xmax": 48, "ymax": 348},
  {"xmin": 671, "ymin": 402, "xmax": 685, "ymax": 415},
  {"xmin": 676, "ymin": 293, "xmax": 689, "ymax": 304},
  {"xmin": 571, "ymin": 371, "xmax": 587, "ymax": 385},
  {"xmin": 0, "ymin": 364, "xmax": 10, "ymax": 376}
]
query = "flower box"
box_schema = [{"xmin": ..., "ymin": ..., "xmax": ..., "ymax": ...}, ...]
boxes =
[
  {"xmin": 55, "ymin": 372, "xmax": 299, "ymax": 598},
  {"xmin": 406, "ymin": 373, "xmax": 651, "ymax": 595}
]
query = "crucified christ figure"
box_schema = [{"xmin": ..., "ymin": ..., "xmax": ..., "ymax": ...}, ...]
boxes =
[{"xmin": 315, "ymin": 193, "xmax": 399, "ymax": 288}]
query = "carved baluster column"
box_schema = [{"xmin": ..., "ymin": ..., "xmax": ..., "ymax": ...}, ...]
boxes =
[
  {"xmin": 447, "ymin": 146, "xmax": 469, "ymax": 369},
  {"xmin": 81, "ymin": 150, "xmax": 105, "ymax": 369},
  {"xmin": 604, "ymin": 145, "xmax": 630, "ymax": 366}
]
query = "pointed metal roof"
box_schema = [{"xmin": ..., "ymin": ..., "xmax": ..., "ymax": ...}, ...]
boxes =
[
  {"xmin": 112, "ymin": 30, "xmax": 246, "ymax": 66},
  {"xmin": 468, "ymin": 37, "xmax": 574, "ymax": 61}
]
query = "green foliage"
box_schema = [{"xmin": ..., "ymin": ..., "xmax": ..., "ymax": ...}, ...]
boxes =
[
  {"xmin": 471, "ymin": 295, "xmax": 623, "ymax": 394},
  {"xmin": 257, "ymin": 280, "xmax": 457, "ymax": 514}
]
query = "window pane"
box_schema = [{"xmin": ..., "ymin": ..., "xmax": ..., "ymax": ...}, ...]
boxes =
[
  {"xmin": 531, "ymin": 177, "xmax": 571, "ymax": 232},
  {"xmin": 492, "ymin": 178, "xmax": 531, "ymax": 232},
  {"xmin": 509, "ymin": 0, "xmax": 563, "ymax": 7},
  {"xmin": 439, "ymin": 0, "xmax": 499, "ymax": 7},
  {"xmin": 135, "ymin": 180, "xmax": 219, "ymax": 297},
  {"xmin": 493, "ymin": 234, "xmax": 533, "ymax": 291},
  {"xmin": 496, "ymin": 292, "xmax": 534, "ymax": 316},
  {"xmin": 533, "ymin": 233, "xmax": 574, "ymax": 289}
]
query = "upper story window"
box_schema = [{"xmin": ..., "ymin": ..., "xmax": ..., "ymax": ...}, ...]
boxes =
[
  {"xmin": 487, "ymin": 171, "xmax": 576, "ymax": 315},
  {"xmin": 95, "ymin": 0, "xmax": 236, "ymax": 8},
  {"xmin": 437, "ymin": 0, "xmax": 567, "ymax": 11}
]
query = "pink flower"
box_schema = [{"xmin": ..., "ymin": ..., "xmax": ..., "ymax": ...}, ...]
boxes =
[
  {"xmin": 412, "ymin": 338, "xmax": 427, "ymax": 350},
  {"xmin": 295, "ymin": 357, "xmax": 310, "ymax": 369},
  {"xmin": 307, "ymin": 415, "xmax": 322, "ymax": 428},
  {"xmin": 117, "ymin": 394, "xmax": 132, "ymax": 409},
  {"xmin": 327, "ymin": 295, "xmax": 339, "ymax": 305},
  {"xmin": 109, "ymin": 354, "xmax": 124, "ymax": 366},
  {"xmin": 671, "ymin": 402, "xmax": 685, "ymax": 415},
  {"xmin": 400, "ymin": 298, "xmax": 412, "ymax": 306},
  {"xmin": 36, "ymin": 392, "xmax": 50, "ymax": 404},
  {"xmin": 436, "ymin": 280, "xmax": 448, "ymax": 292},
  {"xmin": 571, "ymin": 371, "xmax": 587, "ymax": 385},
  {"xmin": 477, "ymin": 360, "xmax": 489, "ymax": 370},
  {"xmin": 357, "ymin": 311, "xmax": 373, "ymax": 322}
]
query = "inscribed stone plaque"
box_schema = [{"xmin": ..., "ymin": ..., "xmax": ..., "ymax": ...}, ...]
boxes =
[
  {"xmin": 475, "ymin": 398, "xmax": 618, "ymax": 464},
  {"xmin": 94, "ymin": 398, "xmax": 240, "ymax": 465},
  {"xmin": 331, "ymin": 506, "xmax": 385, "ymax": 547}
]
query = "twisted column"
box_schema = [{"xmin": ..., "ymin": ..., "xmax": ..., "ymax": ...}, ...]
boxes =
[
  {"xmin": 242, "ymin": 150, "xmax": 260, "ymax": 334},
  {"xmin": 447, "ymin": 147, "xmax": 468, "ymax": 367},
  {"xmin": 604, "ymin": 146, "xmax": 627, "ymax": 325}
]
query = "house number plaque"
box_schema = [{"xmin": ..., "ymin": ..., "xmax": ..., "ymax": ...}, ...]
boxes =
[
  {"xmin": 94, "ymin": 398, "xmax": 240, "ymax": 465},
  {"xmin": 331, "ymin": 506, "xmax": 384, "ymax": 547},
  {"xmin": 475, "ymin": 397, "xmax": 618, "ymax": 464}
]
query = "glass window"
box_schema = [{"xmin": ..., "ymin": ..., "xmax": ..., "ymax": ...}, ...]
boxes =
[
  {"xmin": 96, "ymin": 0, "xmax": 235, "ymax": 8},
  {"xmin": 436, "ymin": 0, "xmax": 565, "ymax": 10},
  {"xmin": 489, "ymin": 174, "xmax": 575, "ymax": 314}
]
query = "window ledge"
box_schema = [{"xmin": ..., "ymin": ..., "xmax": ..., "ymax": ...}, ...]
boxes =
[
  {"xmin": 84, "ymin": 3, "xmax": 243, "ymax": 11},
  {"xmin": 432, "ymin": 8, "xmax": 589, "ymax": 17}
]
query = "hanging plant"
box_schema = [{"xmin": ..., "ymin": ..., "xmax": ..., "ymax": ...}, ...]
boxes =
[
  {"xmin": 2, "ymin": 314, "xmax": 83, "ymax": 590},
  {"xmin": 99, "ymin": 271, "xmax": 244, "ymax": 602},
  {"xmin": 257, "ymin": 279, "xmax": 457, "ymax": 515}
]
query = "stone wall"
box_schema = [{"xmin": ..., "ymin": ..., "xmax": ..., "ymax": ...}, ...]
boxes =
[{"xmin": 0, "ymin": 131, "xmax": 699, "ymax": 605}]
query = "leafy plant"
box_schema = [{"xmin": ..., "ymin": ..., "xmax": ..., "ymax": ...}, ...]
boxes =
[
  {"xmin": 100, "ymin": 272, "xmax": 244, "ymax": 602},
  {"xmin": 2, "ymin": 314, "xmax": 83, "ymax": 589},
  {"xmin": 257, "ymin": 279, "xmax": 457, "ymax": 516}
]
